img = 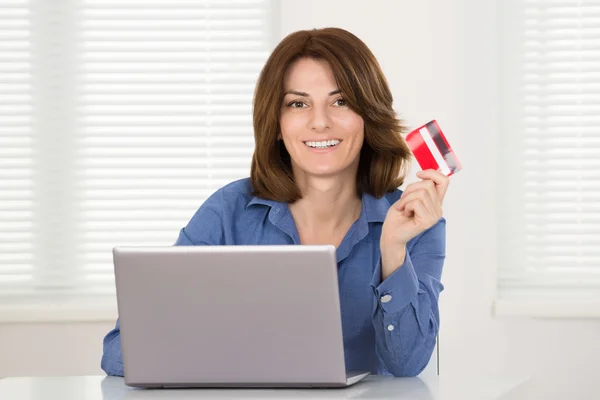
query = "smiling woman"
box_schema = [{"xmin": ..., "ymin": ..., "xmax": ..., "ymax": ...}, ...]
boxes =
[{"xmin": 102, "ymin": 27, "xmax": 449, "ymax": 379}]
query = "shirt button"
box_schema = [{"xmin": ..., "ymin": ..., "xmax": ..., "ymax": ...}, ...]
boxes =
[
  {"xmin": 387, "ymin": 324, "xmax": 395, "ymax": 332},
  {"xmin": 381, "ymin": 294, "xmax": 392, "ymax": 303}
]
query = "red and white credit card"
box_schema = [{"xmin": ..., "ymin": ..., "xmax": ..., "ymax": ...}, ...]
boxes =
[{"xmin": 405, "ymin": 120, "xmax": 462, "ymax": 176}]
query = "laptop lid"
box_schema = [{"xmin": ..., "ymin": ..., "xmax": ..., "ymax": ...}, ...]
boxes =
[{"xmin": 113, "ymin": 245, "xmax": 348, "ymax": 387}]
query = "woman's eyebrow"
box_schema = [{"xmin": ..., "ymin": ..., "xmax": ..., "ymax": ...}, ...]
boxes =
[{"xmin": 284, "ymin": 89, "xmax": 342, "ymax": 97}]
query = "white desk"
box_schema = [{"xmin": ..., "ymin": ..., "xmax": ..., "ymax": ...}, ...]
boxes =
[{"xmin": 0, "ymin": 374, "xmax": 529, "ymax": 400}]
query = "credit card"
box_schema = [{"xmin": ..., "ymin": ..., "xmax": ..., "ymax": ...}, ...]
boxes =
[{"xmin": 405, "ymin": 120, "xmax": 462, "ymax": 176}]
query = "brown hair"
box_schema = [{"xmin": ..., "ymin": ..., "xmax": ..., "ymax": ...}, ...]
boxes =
[{"xmin": 250, "ymin": 27, "xmax": 412, "ymax": 202}]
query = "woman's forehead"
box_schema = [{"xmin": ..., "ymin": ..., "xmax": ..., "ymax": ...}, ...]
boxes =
[{"xmin": 283, "ymin": 58, "xmax": 336, "ymax": 88}]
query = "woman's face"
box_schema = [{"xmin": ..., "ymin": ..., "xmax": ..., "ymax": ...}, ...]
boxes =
[{"xmin": 279, "ymin": 58, "xmax": 364, "ymax": 180}]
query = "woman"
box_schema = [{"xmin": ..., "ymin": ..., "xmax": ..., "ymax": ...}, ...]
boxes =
[{"xmin": 101, "ymin": 27, "xmax": 448, "ymax": 378}]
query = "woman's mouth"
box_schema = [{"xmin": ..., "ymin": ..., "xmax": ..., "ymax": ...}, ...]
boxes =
[{"xmin": 303, "ymin": 139, "xmax": 341, "ymax": 150}]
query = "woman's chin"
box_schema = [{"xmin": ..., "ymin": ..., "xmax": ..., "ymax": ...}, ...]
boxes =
[
  {"xmin": 293, "ymin": 159, "xmax": 358, "ymax": 179},
  {"xmin": 303, "ymin": 166, "xmax": 345, "ymax": 177}
]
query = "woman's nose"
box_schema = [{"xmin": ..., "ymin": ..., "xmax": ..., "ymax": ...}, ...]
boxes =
[{"xmin": 308, "ymin": 105, "xmax": 332, "ymax": 132}]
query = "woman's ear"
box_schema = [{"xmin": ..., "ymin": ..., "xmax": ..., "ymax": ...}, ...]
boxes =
[{"xmin": 277, "ymin": 133, "xmax": 282, "ymax": 140}]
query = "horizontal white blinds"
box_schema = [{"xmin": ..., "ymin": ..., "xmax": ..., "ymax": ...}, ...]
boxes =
[
  {"xmin": 0, "ymin": 0, "xmax": 273, "ymax": 303},
  {"xmin": 498, "ymin": 0, "xmax": 600, "ymax": 301},
  {"xmin": 0, "ymin": 0, "xmax": 34, "ymax": 297}
]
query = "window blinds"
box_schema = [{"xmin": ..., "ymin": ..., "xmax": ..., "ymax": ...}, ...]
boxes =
[
  {"xmin": 0, "ymin": 0, "xmax": 273, "ymax": 307},
  {"xmin": 497, "ymin": 0, "xmax": 600, "ymax": 311}
]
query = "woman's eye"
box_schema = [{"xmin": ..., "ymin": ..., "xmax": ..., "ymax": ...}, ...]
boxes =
[
  {"xmin": 334, "ymin": 98, "xmax": 346, "ymax": 106},
  {"xmin": 288, "ymin": 101, "xmax": 306, "ymax": 108}
]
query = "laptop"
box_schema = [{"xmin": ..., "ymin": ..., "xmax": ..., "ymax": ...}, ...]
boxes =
[{"xmin": 113, "ymin": 245, "xmax": 370, "ymax": 388}]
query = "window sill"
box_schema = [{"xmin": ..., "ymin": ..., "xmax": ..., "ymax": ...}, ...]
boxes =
[
  {"xmin": 0, "ymin": 300, "xmax": 117, "ymax": 323},
  {"xmin": 493, "ymin": 298, "xmax": 600, "ymax": 319}
]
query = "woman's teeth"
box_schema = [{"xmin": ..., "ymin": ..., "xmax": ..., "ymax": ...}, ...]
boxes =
[{"xmin": 304, "ymin": 140, "xmax": 341, "ymax": 149}]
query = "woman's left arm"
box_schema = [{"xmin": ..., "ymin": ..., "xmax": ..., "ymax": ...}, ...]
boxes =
[
  {"xmin": 373, "ymin": 169, "xmax": 449, "ymax": 376},
  {"xmin": 370, "ymin": 218, "xmax": 445, "ymax": 377}
]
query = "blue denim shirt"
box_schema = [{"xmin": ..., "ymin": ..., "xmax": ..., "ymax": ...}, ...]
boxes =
[{"xmin": 101, "ymin": 177, "xmax": 445, "ymax": 377}]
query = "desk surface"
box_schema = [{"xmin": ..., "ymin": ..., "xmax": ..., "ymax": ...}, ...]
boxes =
[{"xmin": 0, "ymin": 374, "xmax": 528, "ymax": 400}]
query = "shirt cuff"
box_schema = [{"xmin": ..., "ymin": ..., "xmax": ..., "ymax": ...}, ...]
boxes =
[{"xmin": 370, "ymin": 251, "xmax": 419, "ymax": 314}]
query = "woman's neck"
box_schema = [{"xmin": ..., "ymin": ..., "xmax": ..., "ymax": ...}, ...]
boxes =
[{"xmin": 288, "ymin": 174, "xmax": 362, "ymax": 243}]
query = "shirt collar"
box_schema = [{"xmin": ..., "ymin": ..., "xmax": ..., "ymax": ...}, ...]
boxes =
[
  {"xmin": 247, "ymin": 191, "xmax": 391, "ymax": 223},
  {"xmin": 247, "ymin": 191, "xmax": 392, "ymax": 263},
  {"xmin": 246, "ymin": 196, "xmax": 279, "ymax": 209}
]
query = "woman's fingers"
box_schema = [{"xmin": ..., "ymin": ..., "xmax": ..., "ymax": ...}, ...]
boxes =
[
  {"xmin": 401, "ymin": 179, "xmax": 440, "ymax": 208},
  {"xmin": 394, "ymin": 189, "xmax": 440, "ymax": 221},
  {"xmin": 403, "ymin": 197, "xmax": 440, "ymax": 226},
  {"xmin": 416, "ymin": 169, "xmax": 450, "ymax": 201}
]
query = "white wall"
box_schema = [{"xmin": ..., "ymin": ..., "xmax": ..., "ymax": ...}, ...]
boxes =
[{"xmin": 1, "ymin": 1, "xmax": 599, "ymax": 398}]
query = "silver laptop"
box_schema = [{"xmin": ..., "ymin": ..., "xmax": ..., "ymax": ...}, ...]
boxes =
[{"xmin": 113, "ymin": 245, "xmax": 370, "ymax": 388}]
